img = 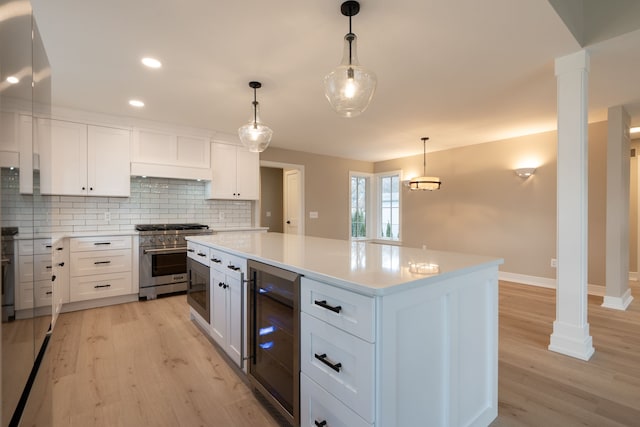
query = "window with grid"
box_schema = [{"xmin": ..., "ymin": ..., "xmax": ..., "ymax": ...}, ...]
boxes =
[
  {"xmin": 350, "ymin": 174, "xmax": 368, "ymax": 239},
  {"xmin": 379, "ymin": 173, "xmax": 400, "ymax": 240}
]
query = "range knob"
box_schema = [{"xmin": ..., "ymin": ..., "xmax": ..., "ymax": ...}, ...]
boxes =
[{"xmin": 158, "ymin": 236, "xmax": 165, "ymax": 243}]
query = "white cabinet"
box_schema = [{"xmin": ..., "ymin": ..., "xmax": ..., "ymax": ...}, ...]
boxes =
[
  {"xmin": 39, "ymin": 119, "xmax": 131, "ymax": 197},
  {"xmin": 15, "ymin": 238, "xmax": 52, "ymax": 314},
  {"xmin": 51, "ymin": 238, "xmax": 69, "ymax": 326},
  {"xmin": 131, "ymin": 129, "xmax": 211, "ymax": 180},
  {"xmin": 0, "ymin": 112, "xmax": 35, "ymax": 193},
  {"xmin": 300, "ymin": 277, "xmax": 375, "ymax": 426},
  {"xmin": 206, "ymin": 141, "xmax": 259, "ymax": 200},
  {"xmin": 69, "ymin": 236, "xmax": 133, "ymax": 302},
  {"xmin": 209, "ymin": 248, "xmax": 246, "ymax": 367}
]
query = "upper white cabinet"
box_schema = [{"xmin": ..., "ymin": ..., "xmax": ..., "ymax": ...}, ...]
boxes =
[
  {"xmin": 131, "ymin": 129, "xmax": 211, "ymax": 180},
  {"xmin": 206, "ymin": 141, "xmax": 259, "ymax": 200},
  {"xmin": 39, "ymin": 119, "xmax": 131, "ymax": 197}
]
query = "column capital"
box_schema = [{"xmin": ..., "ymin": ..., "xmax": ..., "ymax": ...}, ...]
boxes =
[{"xmin": 555, "ymin": 49, "xmax": 590, "ymax": 76}]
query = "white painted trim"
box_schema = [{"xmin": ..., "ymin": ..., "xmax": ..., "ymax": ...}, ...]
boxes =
[
  {"xmin": 630, "ymin": 271, "xmax": 638, "ymax": 281},
  {"xmin": 601, "ymin": 289, "xmax": 634, "ymax": 310},
  {"xmin": 498, "ymin": 271, "xmax": 605, "ymax": 296}
]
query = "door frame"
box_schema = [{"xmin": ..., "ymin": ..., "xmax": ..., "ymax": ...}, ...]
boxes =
[{"xmin": 260, "ymin": 160, "xmax": 305, "ymax": 235}]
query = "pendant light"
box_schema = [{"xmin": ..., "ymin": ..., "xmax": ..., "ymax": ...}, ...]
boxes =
[
  {"xmin": 238, "ymin": 81, "xmax": 273, "ymax": 152},
  {"xmin": 409, "ymin": 137, "xmax": 441, "ymax": 191},
  {"xmin": 323, "ymin": 1, "xmax": 376, "ymax": 118}
]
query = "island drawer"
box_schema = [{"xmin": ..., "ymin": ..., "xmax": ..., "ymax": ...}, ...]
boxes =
[
  {"xmin": 70, "ymin": 235, "xmax": 132, "ymax": 252},
  {"xmin": 301, "ymin": 277, "xmax": 375, "ymax": 342},
  {"xmin": 300, "ymin": 373, "xmax": 372, "ymax": 427},
  {"xmin": 300, "ymin": 312, "xmax": 374, "ymax": 423},
  {"xmin": 187, "ymin": 241, "xmax": 209, "ymax": 264}
]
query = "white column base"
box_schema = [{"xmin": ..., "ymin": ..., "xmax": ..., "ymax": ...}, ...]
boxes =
[
  {"xmin": 548, "ymin": 320, "xmax": 595, "ymax": 361},
  {"xmin": 601, "ymin": 289, "xmax": 634, "ymax": 310}
]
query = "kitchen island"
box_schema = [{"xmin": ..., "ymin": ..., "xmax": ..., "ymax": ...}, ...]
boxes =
[{"xmin": 187, "ymin": 232, "xmax": 503, "ymax": 427}]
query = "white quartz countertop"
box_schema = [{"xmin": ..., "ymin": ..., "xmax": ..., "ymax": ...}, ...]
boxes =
[{"xmin": 187, "ymin": 232, "xmax": 503, "ymax": 296}]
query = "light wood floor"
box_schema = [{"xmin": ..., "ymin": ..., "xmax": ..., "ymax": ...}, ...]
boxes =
[{"xmin": 45, "ymin": 282, "xmax": 640, "ymax": 426}]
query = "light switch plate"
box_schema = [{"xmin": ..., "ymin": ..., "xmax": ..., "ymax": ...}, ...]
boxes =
[{"xmin": 309, "ymin": 211, "xmax": 318, "ymax": 219}]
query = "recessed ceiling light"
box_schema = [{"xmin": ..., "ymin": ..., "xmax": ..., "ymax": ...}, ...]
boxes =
[
  {"xmin": 631, "ymin": 126, "xmax": 640, "ymax": 134},
  {"xmin": 6, "ymin": 76, "xmax": 19, "ymax": 84},
  {"xmin": 129, "ymin": 99, "xmax": 145, "ymax": 108},
  {"xmin": 141, "ymin": 57, "xmax": 162, "ymax": 69}
]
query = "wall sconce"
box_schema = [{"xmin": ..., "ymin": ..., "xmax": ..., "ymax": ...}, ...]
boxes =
[{"xmin": 515, "ymin": 167, "xmax": 536, "ymax": 178}]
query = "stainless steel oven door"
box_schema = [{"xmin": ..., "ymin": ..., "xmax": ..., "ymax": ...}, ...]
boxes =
[{"xmin": 139, "ymin": 247, "xmax": 188, "ymax": 288}]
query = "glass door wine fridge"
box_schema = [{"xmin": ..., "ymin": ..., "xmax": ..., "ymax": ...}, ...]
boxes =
[{"xmin": 247, "ymin": 260, "xmax": 300, "ymax": 426}]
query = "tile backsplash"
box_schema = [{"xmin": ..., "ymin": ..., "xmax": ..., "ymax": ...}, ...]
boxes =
[{"xmin": 1, "ymin": 169, "xmax": 253, "ymax": 234}]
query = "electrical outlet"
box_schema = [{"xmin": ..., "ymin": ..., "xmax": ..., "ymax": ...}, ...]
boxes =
[
  {"xmin": 551, "ymin": 258, "xmax": 557, "ymax": 268},
  {"xmin": 309, "ymin": 211, "xmax": 319, "ymax": 219}
]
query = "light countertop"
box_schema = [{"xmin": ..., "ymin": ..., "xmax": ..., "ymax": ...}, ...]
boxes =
[{"xmin": 187, "ymin": 232, "xmax": 503, "ymax": 296}]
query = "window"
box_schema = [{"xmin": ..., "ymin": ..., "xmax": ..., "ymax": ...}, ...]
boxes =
[
  {"xmin": 350, "ymin": 170, "xmax": 402, "ymax": 241},
  {"xmin": 378, "ymin": 172, "xmax": 401, "ymax": 241},
  {"xmin": 350, "ymin": 173, "xmax": 370, "ymax": 239}
]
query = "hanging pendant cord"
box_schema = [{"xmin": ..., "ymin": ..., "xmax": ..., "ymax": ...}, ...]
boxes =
[
  {"xmin": 253, "ymin": 88, "xmax": 258, "ymax": 128},
  {"xmin": 348, "ymin": 15, "xmax": 353, "ymax": 66},
  {"xmin": 422, "ymin": 137, "xmax": 429, "ymax": 175}
]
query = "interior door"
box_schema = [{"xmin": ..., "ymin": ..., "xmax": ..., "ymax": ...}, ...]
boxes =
[{"xmin": 284, "ymin": 169, "xmax": 301, "ymax": 235}]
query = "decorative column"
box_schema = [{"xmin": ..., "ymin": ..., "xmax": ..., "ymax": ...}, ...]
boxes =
[
  {"xmin": 549, "ymin": 50, "xmax": 595, "ymax": 361},
  {"xmin": 603, "ymin": 106, "xmax": 634, "ymax": 310}
]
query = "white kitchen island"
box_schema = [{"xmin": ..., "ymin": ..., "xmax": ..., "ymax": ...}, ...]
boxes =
[{"xmin": 187, "ymin": 232, "xmax": 503, "ymax": 427}]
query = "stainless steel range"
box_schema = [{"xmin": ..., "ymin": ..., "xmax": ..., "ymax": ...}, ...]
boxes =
[{"xmin": 137, "ymin": 223, "xmax": 213, "ymax": 299}]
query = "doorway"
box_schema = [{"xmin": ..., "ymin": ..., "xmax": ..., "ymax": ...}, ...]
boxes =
[{"xmin": 260, "ymin": 161, "xmax": 305, "ymax": 235}]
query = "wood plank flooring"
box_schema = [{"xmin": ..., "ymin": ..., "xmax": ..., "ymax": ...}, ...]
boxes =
[
  {"xmin": 47, "ymin": 296, "xmax": 283, "ymax": 426},
  {"xmin": 491, "ymin": 281, "xmax": 640, "ymax": 427},
  {"xmin": 45, "ymin": 282, "xmax": 640, "ymax": 426}
]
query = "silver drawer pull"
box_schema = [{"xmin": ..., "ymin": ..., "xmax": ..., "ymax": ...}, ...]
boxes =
[
  {"xmin": 314, "ymin": 353, "xmax": 342, "ymax": 372},
  {"xmin": 94, "ymin": 260, "xmax": 111, "ymax": 265},
  {"xmin": 314, "ymin": 300, "xmax": 342, "ymax": 314},
  {"xmin": 94, "ymin": 284, "xmax": 111, "ymax": 289}
]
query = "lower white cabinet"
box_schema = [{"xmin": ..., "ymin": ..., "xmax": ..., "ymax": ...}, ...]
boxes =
[
  {"xmin": 300, "ymin": 373, "xmax": 372, "ymax": 427},
  {"xmin": 15, "ymin": 238, "xmax": 52, "ymax": 312},
  {"xmin": 209, "ymin": 249, "xmax": 246, "ymax": 367},
  {"xmin": 69, "ymin": 235, "xmax": 133, "ymax": 302}
]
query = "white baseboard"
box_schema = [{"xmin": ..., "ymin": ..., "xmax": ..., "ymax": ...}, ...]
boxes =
[
  {"xmin": 498, "ymin": 271, "xmax": 605, "ymax": 296},
  {"xmin": 601, "ymin": 289, "xmax": 634, "ymax": 310}
]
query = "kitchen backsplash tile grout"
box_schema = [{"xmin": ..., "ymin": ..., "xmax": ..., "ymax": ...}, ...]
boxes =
[{"xmin": 1, "ymin": 170, "xmax": 252, "ymax": 234}]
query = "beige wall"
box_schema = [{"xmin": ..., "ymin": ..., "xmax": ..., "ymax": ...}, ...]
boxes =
[
  {"xmin": 260, "ymin": 147, "xmax": 374, "ymax": 240},
  {"xmin": 260, "ymin": 167, "xmax": 284, "ymax": 232},
  {"xmin": 262, "ymin": 121, "xmax": 629, "ymax": 285},
  {"xmin": 375, "ymin": 121, "xmax": 609, "ymax": 284}
]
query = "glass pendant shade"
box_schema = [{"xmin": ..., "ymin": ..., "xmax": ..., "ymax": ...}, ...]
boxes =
[
  {"xmin": 323, "ymin": 33, "xmax": 377, "ymax": 118},
  {"xmin": 238, "ymin": 82, "xmax": 273, "ymax": 153}
]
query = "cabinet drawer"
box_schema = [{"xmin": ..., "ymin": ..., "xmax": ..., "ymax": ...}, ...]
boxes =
[
  {"xmin": 19, "ymin": 254, "xmax": 52, "ymax": 282},
  {"xmin": 301, "ymin": 312, "xmax": 375, "ymax": 423},
  {"xmin": 301, "ymin": 277, "xmax": 375, "ymax": 342},
  {"xmin": 17, "ymin": 284, "xmax": 34, "ymax": 310},
  {"xmin": 70, "ymin": 272, "xmax": 132, "ymax": 302},
  {"xmin": 208, "ymin": 247, "xmax": 225, "ymax": 271},
  {"xmin": 187, "ymin": 241, "xmax": 209, "ymax": 264},
  {"xmin": 70, "ymin": 249, "xmax": 132, "ymax": 276},
  {"xmin": 35, "ymin": 281, "xmax": 53, "ymax": 307},
  {"xmin": 221, "ymin": 252, "xmax": 246, "ymax": 277},
  {"xmin": 300, "ymin": 373, "xmax": 372, "ymax": 427},
  {"xmin": 70, "ymin": 235, "xmax": 132, "ymax": 252},
  {"xmin": 18, "ymin": 238, "xmax": 52, "ymax": 255}
]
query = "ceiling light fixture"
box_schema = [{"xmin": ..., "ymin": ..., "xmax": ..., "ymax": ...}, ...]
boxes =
[
  {"xmin": 6, "ymin": 76, "xmax": 19, "ymax": 84},
  {"xmin": 323, "ymin": 0, "xmax": 376, "ymax": 118},
  {"xmin": 141, "ymin": 57, "xmax": 162, "ymax": 69},
  {"xmin": 409, "ymin": 137, "xmax": 441, "ymax": 191},
  {"xmin": 238, "ymin": 81, "xmax": 273, "ymax": 153},
  {"xmin": 129, "ymin": 99, "xmax": 145, "ymax": 108}
]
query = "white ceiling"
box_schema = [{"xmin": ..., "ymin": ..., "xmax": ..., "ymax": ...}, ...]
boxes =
[{"xmin": 30, "ymin": 0, "xmax": 640, "ymax": 162}]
